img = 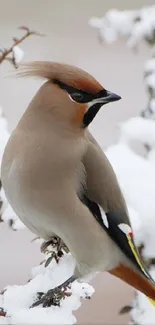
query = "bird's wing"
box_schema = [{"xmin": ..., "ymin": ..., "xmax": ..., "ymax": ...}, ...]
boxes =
[{"xmin": 81, "ymin": 131, "xmax": 154, "ymax": 283}]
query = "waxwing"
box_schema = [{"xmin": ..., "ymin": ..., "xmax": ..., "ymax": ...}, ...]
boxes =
[{"xmin": 1, "ymin": 61, "xmax": 155, "ymax": 307}]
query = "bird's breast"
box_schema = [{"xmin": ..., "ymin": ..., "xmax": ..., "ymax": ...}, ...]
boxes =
[{"xmin": 1, "ymin": 131, "xmax": 87, "ymax": 240}]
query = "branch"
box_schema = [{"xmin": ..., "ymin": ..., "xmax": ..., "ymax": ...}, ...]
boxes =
[
  {"xmin": 0, "ymin": 237, "xmax": 94, "ymax": 323},
  {"xmin": 0, "ymin": 26, "xmax": 45, "ymax": 68}
]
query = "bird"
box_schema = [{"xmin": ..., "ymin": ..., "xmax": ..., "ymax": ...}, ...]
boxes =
[{"xmin": 1, "ymin": 61, "xmax": 155, "ymax": 308}]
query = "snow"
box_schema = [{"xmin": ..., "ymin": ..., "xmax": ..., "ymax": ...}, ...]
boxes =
[
  {"xmin": 12, "ymin": 46, "xmax": 24, "ymax": 65},
  {"xmin": 149, "ymin": 99, "xmax": 155, "ymax": 113},
  {"xmin": 118, "ymin": 116, "xmax": 155, "ymax": 148},
  {"xmin": 89, "ymin": 9, "xmax": 138, "ymax": 43},
  {"xmin": 89, "ymin": 5, "xmax": 155, "ymax": 47},
  {"xmin": 144, "ymin": 59, "xmax": 155, "ymax": 75},
  {"xmin": 145, "ymin": 73, "xmax": 155, "ymax": 92},
  {"xmin": 101, "ymin": 115, "xmax": 155, "ymax": 323},
  {"xmin": 0, "ymin": 249, "xmax": 94, "ymax": 324},
  {"xmin": 127, "ymin": 206, "xmax": 143, "ymax": 246},
  {"xmin": 148, "ymin": 148, "xmax": 155, "ymax": 164},
  {"xmin": 129, "ymin": 6, "xmax": 155, "ymax": 46},
  {"xmin": 131, "ymin": 267, "xmax": 155, "ymax": 324},
  {"xmin": 105, "ymin": 117, "xmax": 155, "ymax": 256}
]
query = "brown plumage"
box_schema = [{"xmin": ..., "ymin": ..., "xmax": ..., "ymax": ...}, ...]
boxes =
[{"xmin": 1, "ymin": 61, "xmax": 155, "ymax": 308}]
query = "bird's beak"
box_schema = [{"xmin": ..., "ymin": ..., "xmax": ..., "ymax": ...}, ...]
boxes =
[
  {"xmin": 109, "ymin": 264, "xmax": 155, "ymax": 304},
  {"xmin": 93, "ymin": 90, "xmax": 121, "ymax": 105},
  {"xmin": 83, "ymin": 89, "xmax": 121, "ymax": 127}
]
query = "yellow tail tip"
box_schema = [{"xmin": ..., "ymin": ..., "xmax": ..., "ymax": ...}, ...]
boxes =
[{"xmin": 148, "ymin": 297, "xmax": 155, "ymax": 306}]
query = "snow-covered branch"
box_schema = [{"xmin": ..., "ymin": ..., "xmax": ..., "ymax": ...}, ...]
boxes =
[
  {"xmin": 89, "ymin": 6, "xmax": 155, "ymax": 120},
  {"xmin": 89, "ymin": 6, "xmax": 155, "ymax": 48},
  {"xmin": 89, "ymin": 6, "xmax": 155, "ymax": 324},
  {"xmin": 106, "ymin": 116, "xmax": 155, "ymax": 324},
  {"xmin": 0, "ymin": 238, "xmax": 94, "ymax": 324}
]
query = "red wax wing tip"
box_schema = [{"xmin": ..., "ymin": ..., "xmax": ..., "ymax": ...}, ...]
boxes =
[{"xmin": 129, "ymin": 232, "xmax": 133, "ymax": 237}]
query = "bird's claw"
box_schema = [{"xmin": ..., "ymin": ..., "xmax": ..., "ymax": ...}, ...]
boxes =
[
  {"xmin": 31, "ymin": 287, "xmax": 71, "ymax": 308},
  {"xmin": 40, "ymin": 236, "xmax": 62, "ymax": 254},
  {"xmin": 40, "ymin": 237, "xmax": 69, "ymax": 266}
]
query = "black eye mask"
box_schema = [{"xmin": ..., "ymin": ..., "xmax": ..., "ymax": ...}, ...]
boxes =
[
  {"xmin": 54, "ymin": 79, "xmax": 121, "ymax": 127},
  {"xmin": 53, "ymin": 79, "xmax": 108, "ymax": 103}
]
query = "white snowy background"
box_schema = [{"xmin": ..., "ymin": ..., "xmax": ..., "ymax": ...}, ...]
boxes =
[
  {"xmin": 89, "ymin": 4, "xmax": 155, "ymax": 324},
  {"xmin": 1, "ymin": 0, "xmax": 155, "ymax": 324}
]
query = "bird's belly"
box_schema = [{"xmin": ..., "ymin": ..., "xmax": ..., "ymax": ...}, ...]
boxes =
[
  {"xmin": 2, "ymin": 171, "xmax": 57, "ymax": 240},
  {"xmin": 7, "ymin": 193, "xmax": 56, "ymax": 240}
]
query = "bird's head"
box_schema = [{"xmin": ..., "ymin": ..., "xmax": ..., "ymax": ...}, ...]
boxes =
[{"xmin": 18, "ymin": 61, "xmax": 121, "ymax": 130}]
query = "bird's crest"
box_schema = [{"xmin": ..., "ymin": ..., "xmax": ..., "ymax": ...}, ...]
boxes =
[{"xmin": 17, "ymin": 61, "xmax": 103, "ymax": 94}]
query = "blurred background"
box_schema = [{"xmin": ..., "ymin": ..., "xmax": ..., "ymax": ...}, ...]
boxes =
[{"xmin": 0, "ymin": 0, "xmax": 154, "ymax": 323}]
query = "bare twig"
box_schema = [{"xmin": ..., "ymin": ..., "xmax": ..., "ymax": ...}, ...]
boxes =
[
  {"xmin": 0, "ymin": 26, "xmax": 45, "ymax": 68},
  {"xmin": 0, "ymin": 307, "xmax": 6, "ymax": 317}
]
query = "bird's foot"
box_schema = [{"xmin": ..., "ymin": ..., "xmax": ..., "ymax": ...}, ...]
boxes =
[
  {"xmin": 31, "ymin": 286, "xmax": 72, "ymax": 308},
  {"xmin": 41, "ymin": 237, "xmax": 69, "ymax": 265},
  {"xmin": 40, "ymin": 237, "xmax": 59, "ymax": 253},
  {"xmin": 41, "ymin": 236, "xmax": 69, "ymax": 253}
]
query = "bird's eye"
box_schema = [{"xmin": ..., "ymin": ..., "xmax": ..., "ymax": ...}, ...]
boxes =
[{"xmin": 70, "ymin": 92, "xmax": 84, "ymax": 103}]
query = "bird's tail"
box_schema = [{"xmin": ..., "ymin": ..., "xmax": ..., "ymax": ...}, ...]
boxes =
[
  {"xmin": 104, "ymin": 212, "xmax": 155, "ymax": 305},
  {"xmin": 109, "ymin": 263, "xmax": 155, "ymax": 306}
]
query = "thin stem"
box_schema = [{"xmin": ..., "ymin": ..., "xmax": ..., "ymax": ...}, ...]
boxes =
[{"xmin": 0, "ymin": 26, "xmax": 45, "ymax": 67}]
